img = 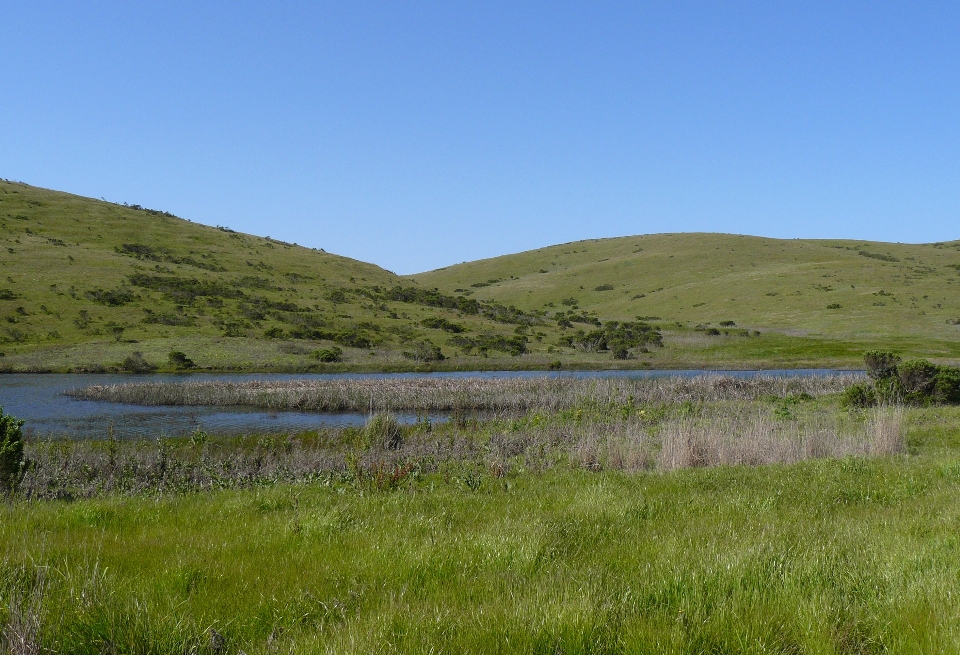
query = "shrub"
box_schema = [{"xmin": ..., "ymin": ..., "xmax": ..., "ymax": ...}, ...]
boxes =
[
  {"xmin": 548, "ymin": 360, "xmax": 562, "ymax": 370},
  {"xmin": 897, "ymin": 359, "xmax": 939, "ymax": 403},
  {"xmin": 85, "ymin": 287, "xmax": 136, "ymax": 306},
  {"xmin": 840, "ymin": 382, "xmax": 877, "ymax": 408},
  {"xmin": 611, "ymin": 345, "xmax": 631, "ymax": 360},
  {"xmin": 719, "ymin": 320, "xmax": 736, "ymax": 327},
  {"xmin": 365, "ymin": 413, "xmax": 403, "ymax": 450},
  {"xmin": 594, "ymin": 284, "xmax": 614, "ymax": 292},
  {"xmin": 403, "ymin": 341, "xmax": 445, "ymax": 362},
  {"xmin": 864, "ymin": 351, "xmax": 900, "ymax": 380},
  {"xmin": 422, "ymin": 317, "xmax": 465, "ymax": 333},
  {"xmin": 311, "ymin": 347, "xmax": 343, "ymax": 363},
  {"xmin": 935, "ymin": 366, "xmax": 960, "ymax": 404},
  {"xmin": 264, "ymin": 327, "xmax": 285, "ymax": 339},
  {"xmin": 120, "ymin": 351, "xmax": 156, "ymax": 373},
  {"xmin": 0, "ymin": 406, "xmax": 25, "ymax": 493},
  {"xmin": 168, "ymin": 351, "xmax": 195, "ymax": 370},
  {"xmin": 826, "ymin": 303, "xmax": 842, "ymax": 309}
]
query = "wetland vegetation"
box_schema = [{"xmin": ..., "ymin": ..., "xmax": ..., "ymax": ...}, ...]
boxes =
[{"xmin": 5, "ymin": 367, "xmax": 960, "ymax": 652}]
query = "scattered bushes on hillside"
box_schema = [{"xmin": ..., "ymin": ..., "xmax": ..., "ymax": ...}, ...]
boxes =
[
  {"xmin": 858, "ymin": 250, "xmax": 900, "ymax": 262},
  {"xmin": 85, "ymin": 287, "xmax": 136, "ymax": 306},
  {"xmin": 142, "ymin": 308, "xmax": 196, "ymax": 326},
  {"xmin": 116, "ymin": 243, "xmax": 226, "ymax": 271},
  {"xmin": 422, "ymin": 317, "xmax": 465, "ymax": 333},
  {"xmin": 559, "ymin": 321, "xmax": 662, "ymax": 357},
  {"xmin": 842, "ymin": 351, "xmax": 960, "ymax": 407},
  {"xmin": 450, "ymin": 333, "xmax": 526, "ymax": 356},
  {"xmin": 128, "ymin": 273, "xmax": 244, "ymax": 302}
]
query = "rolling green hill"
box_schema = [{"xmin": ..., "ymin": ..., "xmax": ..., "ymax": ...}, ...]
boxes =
[
  {"xmin": 0, "ymin": 181, "xmax": 547, "ymax": 372},
  {"xmin": 412, "ymin": 233, "xmax": 960, "ymax": 363},
  {"xmin": 2, "ymin": 180, "xmax": 958, "ymax": 371}
]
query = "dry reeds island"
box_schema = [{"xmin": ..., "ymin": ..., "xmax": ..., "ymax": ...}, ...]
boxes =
[{"xmin": 66, "ymin": 373, "xmax": 861, "ymax": 412}]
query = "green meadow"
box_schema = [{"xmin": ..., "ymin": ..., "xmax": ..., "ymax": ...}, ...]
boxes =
[{"xmin": 3, "ymin": 402, "xmax": 960, "ymax": 653}]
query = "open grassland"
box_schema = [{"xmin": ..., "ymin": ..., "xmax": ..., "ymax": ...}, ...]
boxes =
[
  {"xmin": 5, "ymin": 402, "xmax": 960, "ymax": 653},
  {"xmin": 2, "ymin": 180, "xmax": 959, "ymax": 371}
]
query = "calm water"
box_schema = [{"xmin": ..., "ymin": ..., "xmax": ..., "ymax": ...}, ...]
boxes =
[{"xmin": 0, "ymin": 369, "xmax": 857, "ymax": 440}]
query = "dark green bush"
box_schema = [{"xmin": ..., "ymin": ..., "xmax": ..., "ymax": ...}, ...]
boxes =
[
  {"xmin": 864, "ymin": 351, "xmax": 901, "ymax": 380},
  {"xmin": 264, "ymin": 327, "xmax": 285, "ymax": 339},
  {"xmin": 422, "ymin": 317, "xmax": 465, "ymax": 333},
  {"xmin": 311, "ymin": 347, "xmax": 343, "ymax": 363},
  {"xmin": 839, "ymin": 382, "xmax": 877, "ymax": 408},
  {"xmin": 852, "ymin": 351, "xmax": 960, "ymax": 406},
  {"xmin": 403, "ymin": 341, "xmax": 445, "ymax": 362},
  {"xmin": 611, "ymin": 345, "xmax": 631, "ymax": 360},
  {"xmin": 935, "ymin": 366, "xmax": 960, "ymax": 404},
  {"xmin": 0, "ymin": 406, "xmax": 25, "ymax": 493},
  {"xmin": 85, "ymin": 287, "xmax": 136, "ymax": 306},
  {"xmin": 120, "ymin": 351, "xmax": 157, "ymax": 373},
  {"xmin": 168, "ymin": 351, "xmax": 195, "ymax": 370},
  {"xmin": 897, "ymin": 359, "xmax": 939, "ymax": 403}
]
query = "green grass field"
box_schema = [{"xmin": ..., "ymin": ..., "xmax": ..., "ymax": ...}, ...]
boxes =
[
  {"xmin": 3, "ymin": 403, "xmax": 960, "ymax": 653},
  {"xmin": 2, "ymin": 181, "xmax": 959, "ymax": 371}
]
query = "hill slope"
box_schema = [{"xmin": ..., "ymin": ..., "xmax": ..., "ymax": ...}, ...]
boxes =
[
  {"xmin": 2, "ymin": 180, "xmax": 958, "ymax": 371},
  {"xmin": 412, "ymin": 232, "xmax": 960, "ymax": 342},
  {"xmin": 0, "ymin": 181, "xmax": 551, "ymax": 371}
]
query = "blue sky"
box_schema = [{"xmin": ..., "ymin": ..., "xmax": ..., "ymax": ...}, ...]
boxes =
[{"xmin": 2, "ymin": 2, "xmax": 959, "ymax": 274}]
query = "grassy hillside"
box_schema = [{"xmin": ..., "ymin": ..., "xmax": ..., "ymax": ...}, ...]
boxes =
[
  {"xmin": 413, "ymin": 233, "xmax": 960, "ymax": 364},
  {"xmin": 0, "ymin": 181, "xmax": 555, "ymax": 372},
  {"xmin": 2, "ymin": 180, "xmax": 958, "ymax": 371}
]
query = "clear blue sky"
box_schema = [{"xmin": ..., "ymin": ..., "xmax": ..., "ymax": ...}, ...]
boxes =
[{"xmin": 2, "ymin": 2, "xmax": 959, "ymax": 274}]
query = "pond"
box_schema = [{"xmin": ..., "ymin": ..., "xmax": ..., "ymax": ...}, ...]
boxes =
[{"xmin": 0, "ymin": 369, "xmax": 857, "ymax": 440}]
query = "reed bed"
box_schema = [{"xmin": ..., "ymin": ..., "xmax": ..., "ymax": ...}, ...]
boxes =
[
  {"xmin": 66, "ymin": 373, "xmax": 862, "ymax": 412},
  {"xmin": 18, "ymin": 405, "xmax": 901, "ymax": 500}
]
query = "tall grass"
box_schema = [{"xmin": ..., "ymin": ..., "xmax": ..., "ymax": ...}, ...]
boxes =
[
  {"xmin": 67, "ymin": 374, "xmax": 862, "ymax": 412},
  {"xmin": 17, "ymin": 405, "xmax": 901, "ymax": 500},
  {"xmin": 656, "ymin": 407, "xmax": 903, "ymax": 470}
]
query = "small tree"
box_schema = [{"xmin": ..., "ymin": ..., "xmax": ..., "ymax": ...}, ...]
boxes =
[{"xmin": 0, "ymin": 406, "xmax": 25, "ymax": 493}]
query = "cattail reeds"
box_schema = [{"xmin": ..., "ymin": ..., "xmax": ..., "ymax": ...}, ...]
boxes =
[{"xmin": 67, "ymin": 374, "xmax": 862, "ymax": 413}]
